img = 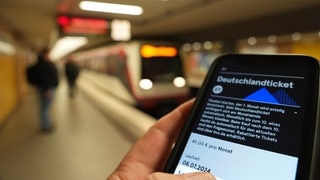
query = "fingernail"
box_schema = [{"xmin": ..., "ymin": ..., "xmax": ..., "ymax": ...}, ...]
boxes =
[{"xmin": 185, "ymin": 172, "xmax": 216, "ymax": 180}]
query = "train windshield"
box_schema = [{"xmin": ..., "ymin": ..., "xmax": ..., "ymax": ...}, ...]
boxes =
[{"xmin": 141, "ymin": 53, "xmax": 184, "ymax": 82}]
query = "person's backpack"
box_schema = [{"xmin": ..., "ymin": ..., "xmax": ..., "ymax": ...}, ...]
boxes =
[{"xmin": 26, "ymin": 65, "xmax": 39, "ymax": 85}]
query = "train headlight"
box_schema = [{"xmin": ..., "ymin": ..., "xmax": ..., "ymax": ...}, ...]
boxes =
[
  {"xmin": 173, "ymin": 77, "xmax": 186, "ymax": 87},
  {"xmin": 139, "ymin": 79, "xmax": 153, "ymax": 90}
]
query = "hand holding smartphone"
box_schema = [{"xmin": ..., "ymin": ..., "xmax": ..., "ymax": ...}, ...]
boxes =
[{"xmin": 164, "ymin": 54, "xmax": 320, "ymax": 180}]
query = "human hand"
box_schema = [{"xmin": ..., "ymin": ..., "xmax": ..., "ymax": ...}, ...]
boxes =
[{"xmin": 107, "ymin": 99, "xmax": 216, "ymax": 180}]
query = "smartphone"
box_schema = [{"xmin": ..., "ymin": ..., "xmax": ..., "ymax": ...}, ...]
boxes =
[{"xmin": 164, "ymin": 54, "xmax": 320, "ymax": 180}]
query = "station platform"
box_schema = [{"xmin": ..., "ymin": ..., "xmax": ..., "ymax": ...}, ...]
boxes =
[{"xmin": 0, "ymin": 77, "xmax": 155, "ymax": 180}]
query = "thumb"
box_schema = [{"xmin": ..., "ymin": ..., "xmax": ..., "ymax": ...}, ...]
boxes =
[{"xmin": 146, "ymin": 172, "xmax": 216, "ymax": 180}]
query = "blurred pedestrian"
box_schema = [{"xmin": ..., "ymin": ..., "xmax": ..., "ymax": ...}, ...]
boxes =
[
  {"xmin": 65, "ymin": 58, "xmax": 79, "ymax": 98},
  {"xmin": 27, "ymin": 48, "xmax": 58, "ymax": 132}
]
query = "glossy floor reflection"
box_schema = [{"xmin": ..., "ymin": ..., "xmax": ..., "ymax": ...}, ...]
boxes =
[{"xmin": 0, "ymin": 80, "xmax": 132, "ymax": 180}]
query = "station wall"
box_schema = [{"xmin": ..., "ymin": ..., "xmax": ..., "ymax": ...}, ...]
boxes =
[
  {"xmin": 0, "ymin": 27, "xmax": 29, "ymax": 126},
  {"xmin": 292, "ymin": 41, "xmax": 320, "ymax": 60},
  {"xmin": 0, "ymin": 54, "xmax": 18, "ymax": 125}
]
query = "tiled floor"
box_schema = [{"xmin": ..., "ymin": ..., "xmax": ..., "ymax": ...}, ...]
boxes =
[{"xmin": 0, "ymin": 80, "xmax": 133, "ymax": 180}]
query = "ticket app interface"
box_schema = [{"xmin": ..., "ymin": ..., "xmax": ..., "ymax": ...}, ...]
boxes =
[{"xmin": 173, "ymin": 61, "xmax": 309, "ymax": 180}]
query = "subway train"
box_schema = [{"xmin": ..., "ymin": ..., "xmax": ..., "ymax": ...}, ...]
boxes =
[{"xmin": 71, "ymin": 41, "xmax": 191, "ymax": 117}]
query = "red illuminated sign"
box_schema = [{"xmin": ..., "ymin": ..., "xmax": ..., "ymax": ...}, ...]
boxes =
[{"xmin": 57, "ymin": 16, "xmax": 108, "ymax": 35}]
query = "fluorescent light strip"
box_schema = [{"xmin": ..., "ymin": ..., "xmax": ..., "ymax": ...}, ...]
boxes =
[
  {"xmin": 49, "ymin": 36, "xmax": 88, "ymax": 61},
  {"xmin": 79, "ymin": 1, "xmax": 143, "ymax": 15}
]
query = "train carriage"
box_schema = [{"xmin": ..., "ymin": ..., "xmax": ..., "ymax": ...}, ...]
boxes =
[{"xmin": 72, "ymin": 41, "xmax": 190, "ymax": 117}]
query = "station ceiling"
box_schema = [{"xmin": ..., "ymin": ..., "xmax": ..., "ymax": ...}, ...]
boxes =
[{"xmin": 1, "ymin": 0, "xmax": 320, "ymax": 51}]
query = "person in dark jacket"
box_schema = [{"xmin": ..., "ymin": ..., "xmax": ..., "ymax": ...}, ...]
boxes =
[
  {"xmin": 30, "ymin": 48, "xmax": 59, "ymax": 132},
  {"xmin": 65, "ymin": 58, "xmax": 79, "ymax": 98}
]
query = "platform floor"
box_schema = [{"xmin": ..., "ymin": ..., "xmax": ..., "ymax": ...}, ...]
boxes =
[{"xmin": 0, "ymin": 80, "xmax": 133, "ymax": 180}]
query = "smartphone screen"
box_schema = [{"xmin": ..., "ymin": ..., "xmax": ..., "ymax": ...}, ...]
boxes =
[{"xmin": 164, "ymin": 54, "xmax": 319, "ymax": 180}]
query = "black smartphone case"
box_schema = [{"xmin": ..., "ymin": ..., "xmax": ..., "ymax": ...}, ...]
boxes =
[{"xmin": 163, "ymin": 54, "xmax": 320, "ymax": 180}]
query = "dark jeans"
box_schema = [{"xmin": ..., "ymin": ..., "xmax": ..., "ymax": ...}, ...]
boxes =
[{"xmin": 38, "ymin": 88, "xmax": 55, "ymax": 129}]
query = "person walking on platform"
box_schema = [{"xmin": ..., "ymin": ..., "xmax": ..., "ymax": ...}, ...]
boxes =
[
  {"xmin": 65, "ymin": 58, "xmax": 79, "ymax": 98},
  {"xmin": 27, "ymin": 48, "xmax": 59, "ymax": 132}
]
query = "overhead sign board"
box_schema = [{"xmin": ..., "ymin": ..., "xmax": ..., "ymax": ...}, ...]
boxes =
[{"xmin": 57, "ymin": 15, "xmax": 108, "ymax": 35}]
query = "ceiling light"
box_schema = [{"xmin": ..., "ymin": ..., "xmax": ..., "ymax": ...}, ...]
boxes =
[
  {"xmin": 79, "ymin": 1, "xmax": 143, "ymax": 15},
  {"xmin": 49, "ymin": 36, "xmax": 88, "ymax": 61},
  {"xmin": 192, "ymin": 42, "xmax": 201, "ymax": 51},
  {"xmin": 267, "ymin": 35, "xmax": 277, "ymax": 43},
  {"xmin": 203, "ymin": 41, "xmax": 213, "ymax": 49},
  {"xmin": 248, "ymin": 37, "xmax": 257, "ymax": 45},
  {"xmin": 0, "ymin": 41, "xmax": 15, "ymax": 55},
  {"xmin": 291, "ymin": 32, "xmax": 301, "ymax": 41},
  {"xmin": 182, "ymin": 43, "xmax": 192, "ymax": 51}
]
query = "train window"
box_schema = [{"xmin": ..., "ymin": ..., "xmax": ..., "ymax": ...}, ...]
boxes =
[{"xmin": 141, "ymin": 55, "xmax": 184, "ymax": 83}]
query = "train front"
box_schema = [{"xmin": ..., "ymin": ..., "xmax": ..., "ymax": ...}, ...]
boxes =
[{"xmin": 131, "ymin": 42, "xmax": 191, "ymax": 117}]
